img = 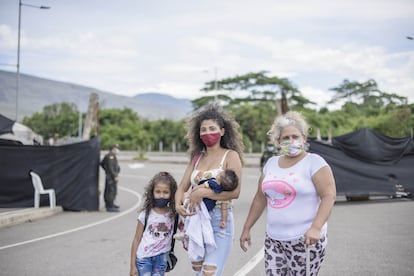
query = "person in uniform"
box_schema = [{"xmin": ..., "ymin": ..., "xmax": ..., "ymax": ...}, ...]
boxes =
[
  {"xmin": 260, "ymin": 142, "xmax": 277, "ymax": 168},
  {"xmin": 100, "ymin": 144, "xmax": 121, "ymax": 212}
]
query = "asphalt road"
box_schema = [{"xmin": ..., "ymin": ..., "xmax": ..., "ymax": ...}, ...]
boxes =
[{"xmin": 0, "ymin": 155, "xmax": 413, "ymax": 276}]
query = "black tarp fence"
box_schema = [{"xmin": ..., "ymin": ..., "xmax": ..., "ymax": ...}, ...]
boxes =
[
  {"xmin": 309, "ymin": 128, "xmax": 414, "ymax": 197},
  {"xmin": 0, "ymin": 137, "xmax": 100, "ymax": 211},
  {"xmin": 1, "ymin": 127, "xmax": 412, "ymax": 209}
]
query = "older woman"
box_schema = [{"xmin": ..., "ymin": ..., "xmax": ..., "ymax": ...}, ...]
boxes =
[{"xmin": 240, "ymin": 111, "xmax": 336, "ymax": 276}]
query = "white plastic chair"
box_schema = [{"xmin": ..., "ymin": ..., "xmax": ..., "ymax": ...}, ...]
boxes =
[{"xmin": 29, "ymin": 171, "xmax": 56, "ymax": 208}]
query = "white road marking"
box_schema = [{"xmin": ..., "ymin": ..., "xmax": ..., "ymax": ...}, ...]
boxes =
[
  {"xmin": 128, "ymin": 163, "xmax": 145, "ymax": 169},
  {"xmin": 233, "ymin": 246, "xmax": 264, "ymax": 276},
  {"xmin": 0, "ymin": 186, "xmax": 142, "ymax": 251}
]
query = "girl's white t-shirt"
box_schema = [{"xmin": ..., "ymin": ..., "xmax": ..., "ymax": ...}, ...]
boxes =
[
  {"xmin": 136, "ymin": 209, "xmax": 173, "ymax": 258},
  {"xmin": 262, "ymin": 153, "xmax": 328, "ymax": 241}
]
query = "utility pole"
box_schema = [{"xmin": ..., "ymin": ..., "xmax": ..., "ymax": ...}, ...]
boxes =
[{"xmin": 16, "ymin": 1, "xmax": 50, "ymax": 121}]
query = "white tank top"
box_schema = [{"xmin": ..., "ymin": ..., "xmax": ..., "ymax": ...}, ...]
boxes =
[{"xmin": 190, "ymin": 150, "xmax": 230, "ymax": 188}]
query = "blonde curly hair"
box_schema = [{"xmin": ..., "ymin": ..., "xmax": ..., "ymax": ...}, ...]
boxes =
[{"xmin": 267, "ymin": 111, "xmax": 309, "ymax": 146}]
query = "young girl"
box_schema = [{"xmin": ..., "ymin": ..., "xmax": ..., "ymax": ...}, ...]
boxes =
[{"xmin": 130, "ymin": 171, "xmax": 177, "ymax": 276}]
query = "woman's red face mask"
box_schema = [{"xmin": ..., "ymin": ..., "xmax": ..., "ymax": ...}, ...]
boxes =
[{"xmin": 200, "ymin": 132, "xmax": 221, "ymax": 147}]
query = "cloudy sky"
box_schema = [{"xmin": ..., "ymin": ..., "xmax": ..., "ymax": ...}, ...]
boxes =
[{"xmin": 1, "ymin": 0, "xmax": 413, "ymax": 108}]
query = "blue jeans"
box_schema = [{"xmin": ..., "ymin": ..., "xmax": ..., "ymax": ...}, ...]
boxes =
[
  {"xmin": 136, "ymin": 252, "xmax": 167, "ymax": 276},
  {"xmin": 202, "ymin": 206, "xmax": 234, "ymax": 276}
]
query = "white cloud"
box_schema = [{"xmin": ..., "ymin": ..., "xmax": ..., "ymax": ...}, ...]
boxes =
[
  {"xmin": 0, "ymin": 25, "xmax": 15, "ymax": 49},
  {"xmin": 301, "ymin": 86, "xmax": 331, "ymax": 108}
]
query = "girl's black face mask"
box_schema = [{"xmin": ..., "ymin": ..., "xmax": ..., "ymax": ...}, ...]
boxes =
[{"xmin": 154, "ymin": 198, "xmax": 170, "ymax": 208}]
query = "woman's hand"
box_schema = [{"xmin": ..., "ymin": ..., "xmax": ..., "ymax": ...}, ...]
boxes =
[
  {"xmin": 188, "ymin": 186, "xmax": 205, "ymax": 206},
  {"xmin": 176, "ymin": 203, "xmax": 196, "ymax": 217},
  {"xmin": 130, "ymin": 265, "xmax": 138, "ymax": 276},
  {"xmin": 239, "ymin": 229, "xmax": 252, "ymax": 252},
  {"xmin": 304, "ymin": 225, "xmax": 321, "ymax": 246},
  {"xmin": 175, "ymin": 203, "xmax": 186, "ymax": 217}
]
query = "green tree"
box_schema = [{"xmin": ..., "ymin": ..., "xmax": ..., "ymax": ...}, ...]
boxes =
[
  {"xmin": 194, "ymin": 71, "xmax": 315, "ymax": 109},
  {"xmin": 99, "ymin": 108, "xmax": 150, "ymax": 151},
  {"xmin": 22, "ymin": 76, "xmax": 413, "ymax": 152},
  {"xmin": 192, "ymin": 71, "xmax": 316, "ymax": 149},
  {"xmin": 147, "ymin": 119, "xmax": 186, "ymax": 151},
  {"xmin": 327, "ymin": 79, "xmax": 412, "ymax": 137},
  {"xmin": 328, "ymin": 79, "xmax": 407, "ymax": 114},
  {"xmin": 371, "ymin": 107, "xmax": 413, "ymax": 137},
  {"xmin": 23, "ymin": 102, "xmax": 80, "ymax": 139},
  {"xmin": 229, "ymin": 102, "xmax": 276, "ymax": 152}
]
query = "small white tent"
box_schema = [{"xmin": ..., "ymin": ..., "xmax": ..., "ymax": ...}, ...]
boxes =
[{"xmin": 0, "ymin": 114, "xmax": 43, "ymax": 145}]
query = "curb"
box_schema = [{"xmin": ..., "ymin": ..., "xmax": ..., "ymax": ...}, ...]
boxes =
[{"xmin": 0, "ymin": 206, "xmax": 63, "ymax": 229}]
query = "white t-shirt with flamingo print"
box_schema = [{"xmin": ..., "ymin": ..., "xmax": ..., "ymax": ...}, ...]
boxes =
[{"xmin": 262, "ymin": 153, "xmax": 328, "ymax": 241}]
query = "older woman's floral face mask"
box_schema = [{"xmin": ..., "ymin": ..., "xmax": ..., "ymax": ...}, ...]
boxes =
[{"xmin": 280, "ymin": 139, "xmax": 304, "ymax": 157}]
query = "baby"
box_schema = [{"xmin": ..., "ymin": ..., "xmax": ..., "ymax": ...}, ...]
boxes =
[
  {"xmin": 174, "ymin": 169, "xmax": 239, "ymax": 243},
  {"xmin": 198, "ymin": 169, "xmax": 238, "ymax": 228}
]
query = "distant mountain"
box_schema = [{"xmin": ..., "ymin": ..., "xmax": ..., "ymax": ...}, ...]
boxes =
[{"xmin": 0, "ymin": 70, "xmax": 193, "ymax": 121}]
